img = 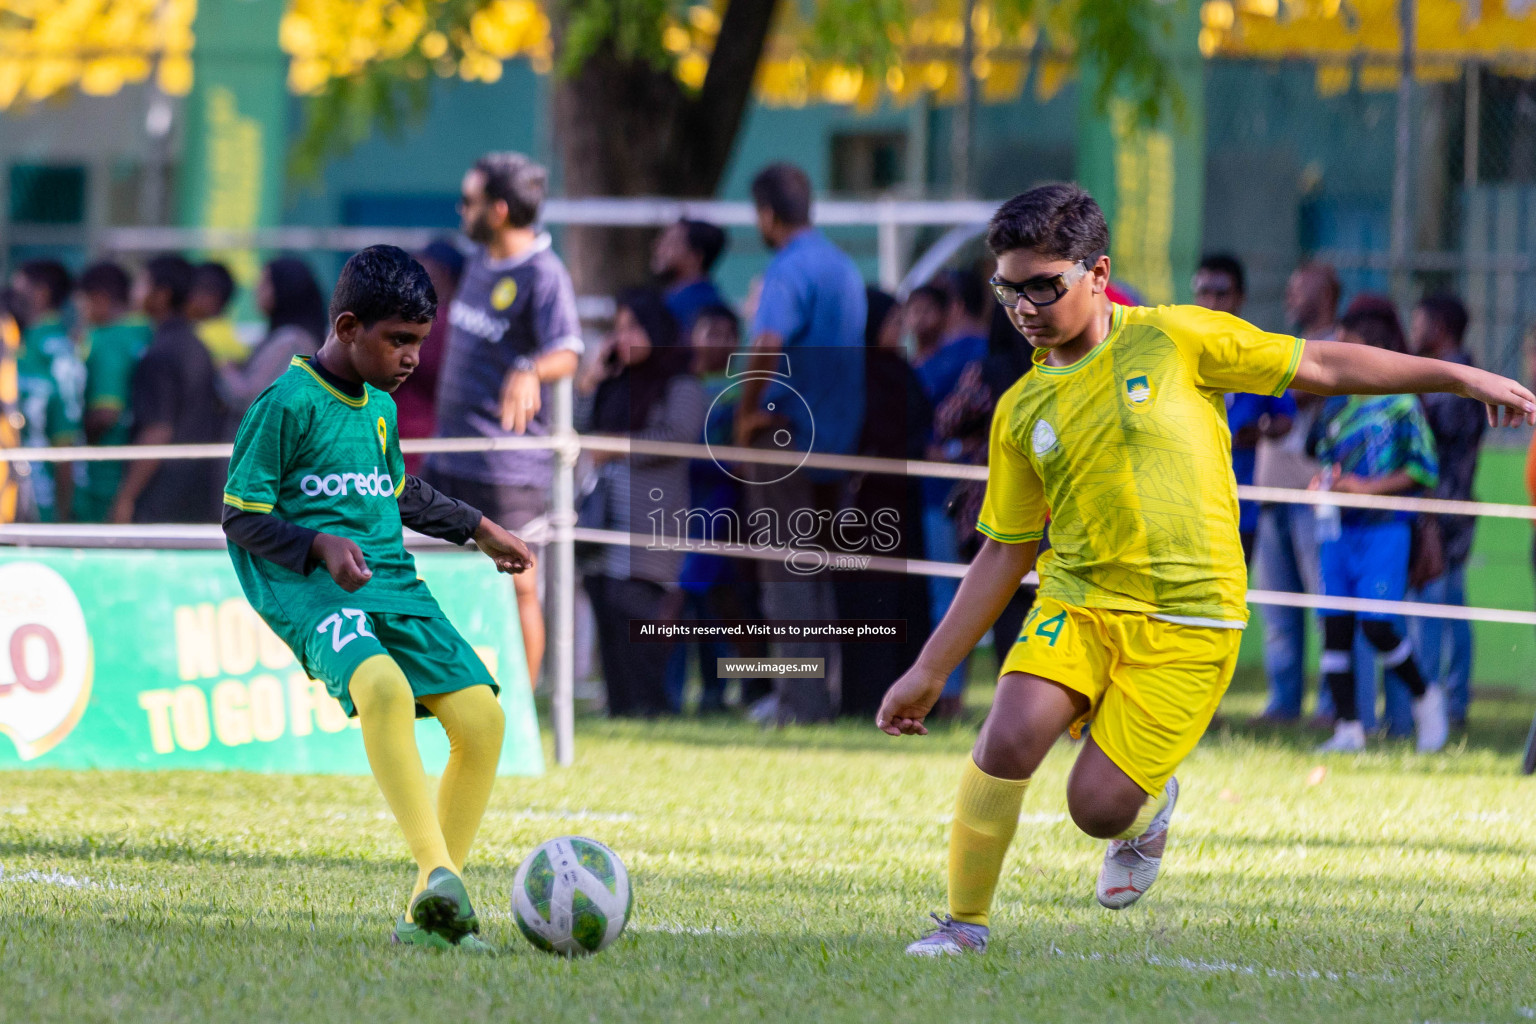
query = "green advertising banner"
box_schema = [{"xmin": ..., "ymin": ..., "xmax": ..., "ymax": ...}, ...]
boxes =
[
  {"xmin": 0, "ymin": 549, "xmax": 543, "ymax": 776},
  {"xmin": 1075, "ymin": 0, "xmax": 1206, "ymax": 306}
]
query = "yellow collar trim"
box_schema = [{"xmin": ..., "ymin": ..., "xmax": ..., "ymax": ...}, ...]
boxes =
[{"xmin": 292, "ymin": 356, "xmax": 367, "ymax": 408}]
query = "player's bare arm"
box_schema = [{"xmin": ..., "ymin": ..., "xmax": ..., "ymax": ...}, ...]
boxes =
[
  {"xmin": 1293, "ymin": 339, "xmax": 1536, "ymax": 426},
  {"xmin": 473, "ymin": 516, "xmax": 534, "ymax": 575},
  {"xmin": 877, "ymin": 537, "xmax": 1039, "ymax": 736},
  {"xmin": 309, "ymin": 532, "xmax": 372, "ymax": 592}
]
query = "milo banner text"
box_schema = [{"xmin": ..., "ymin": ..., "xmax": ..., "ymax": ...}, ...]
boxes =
[{"xmin": 0, "ymin": 550, "xmax": 543, "ymax": 775}]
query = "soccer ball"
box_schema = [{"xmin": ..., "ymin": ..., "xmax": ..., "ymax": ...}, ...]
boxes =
[{"xmin": 512, "ymin": 835, "xmax": 631, "ymax": 956}]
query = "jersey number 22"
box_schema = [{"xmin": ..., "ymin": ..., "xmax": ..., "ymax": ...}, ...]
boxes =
[{"xmin": 317, "ymin": 609, "xmax": 375, "ymax": 652}]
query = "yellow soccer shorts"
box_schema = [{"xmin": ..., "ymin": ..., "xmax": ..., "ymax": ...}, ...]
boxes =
[{"xmin": 998, "ymin": 596, "xmax": 1243, "ymax": 795}]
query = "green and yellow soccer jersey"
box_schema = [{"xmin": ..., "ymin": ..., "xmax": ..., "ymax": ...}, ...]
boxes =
[
  {"xmin": 977, "ymin": 303, "xmax": 1305, "ymax": 627},
  {"xmin": 224, "ymin": 356, "xmax": 443, "ymax": 633},
  {"xmin": 17, "ymin": 317, "xmax": 85, "ymax": 522},
  {"xmin": 76, "ymin": 317, "xmax": 153, "ymax": 522}
]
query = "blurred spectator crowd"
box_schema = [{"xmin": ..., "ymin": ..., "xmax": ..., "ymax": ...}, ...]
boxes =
[{"xmin": 1, "ymin": 154, "xmax": 1532, "ymax": 737}]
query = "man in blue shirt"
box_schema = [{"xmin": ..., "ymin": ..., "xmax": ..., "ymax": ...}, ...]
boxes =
[
  {"xmin": 1194, "ymin": 253, "xmax": 1294, "ymax": 562},
  {"xmin": 734, "ymin": 162, "xmax": 867, "ymax": 723},
  {"xmin": 651, "ymin": 218, "xmax": 728, "ymax": 338}
]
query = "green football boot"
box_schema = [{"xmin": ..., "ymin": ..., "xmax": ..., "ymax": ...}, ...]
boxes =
[
  {"xmin": 407, "ymin": 867, "xmax": 480, "ymax": 944},
  {"xmin": 391, "ymin": 917, "xmax": 453, "ymax": 950},
  {"xmin": 452, "ymin": 932, "xmax": 498, "ymax": 955},
  {"xmin": 391, "ymin": 916, "xmax": 497, "ymax": 953}
]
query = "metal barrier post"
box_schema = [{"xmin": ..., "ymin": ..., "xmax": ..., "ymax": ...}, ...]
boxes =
[{"xmin": 548, "ymin": 377, "xmax": 577, "ymax": 766}]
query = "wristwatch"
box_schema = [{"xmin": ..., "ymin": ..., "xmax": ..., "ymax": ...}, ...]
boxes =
[{"xmin": 512, "ymin": 355, "xmax": 537, "ymax": 375}]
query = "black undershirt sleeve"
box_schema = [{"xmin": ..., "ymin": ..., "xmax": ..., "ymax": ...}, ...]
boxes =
[
  {"xmin": 397, "ymin": 474, "xmax": 483, "ymax": 546},
  {"xmin": 220, "ymin": 475, "xmax": 482, "ymax": 576},
  {"xmin": 221, "ymin": 505, "xmax": 319, "ymax": 576}
]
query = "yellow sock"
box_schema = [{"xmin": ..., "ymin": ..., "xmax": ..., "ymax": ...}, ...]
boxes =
[
  {"xmin": 349, "ymin": 655, "xmax": 455, "ymax": 911},
  {"xmin": 1114, "ymin": 784, "xmax": 1170, "ymax": 840},
  {"xmin": 948, "ymin": 757, "xmax": 1030, "ymax": 927},
  {"xmin": 419, "ymin": 686, "xmax": 505, "ymax": 872}
]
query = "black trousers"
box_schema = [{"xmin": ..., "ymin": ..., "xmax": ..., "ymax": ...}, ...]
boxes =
[{"xmin": 584, "ymin": 574, "xmax": 674, "ymax": 717}]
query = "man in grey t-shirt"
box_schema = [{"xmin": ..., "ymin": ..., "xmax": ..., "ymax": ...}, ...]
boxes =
[{"xmin": 425, "ymin": 152, "xmax": 583, "ymax": 691}]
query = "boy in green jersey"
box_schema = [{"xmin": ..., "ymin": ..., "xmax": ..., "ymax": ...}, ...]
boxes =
[
  {"xmin": 11, "ymin": 259, "xmax": 84, "ymax": 521},
  {"xmin": 222, "ymin": 246, "xmax": 535, "ymax": 952},
  {"xmin": 75, "ymin": 261, "xmax": 152, "ymax": 522}
]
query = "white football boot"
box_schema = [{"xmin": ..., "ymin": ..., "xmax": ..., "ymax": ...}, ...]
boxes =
[
  {"xmin": 1413, "ymin": 683, "xmax": 1449, "ymax": 753},
  {"xmin": 904, "ymin": 913, "xmax": 988, "ymax": 956},
  {"xmin": 1096, "ymin": 776, "xmax": 1178, "ymax": 910},
  {"xmin": 1316, "ymin": 719, "xmax": 1367, "ymax": 753}
]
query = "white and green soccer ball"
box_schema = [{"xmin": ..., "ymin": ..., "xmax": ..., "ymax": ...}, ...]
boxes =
[{"xmin": 512, "ymin": 835, "xmax": 632, "ymax": 956}]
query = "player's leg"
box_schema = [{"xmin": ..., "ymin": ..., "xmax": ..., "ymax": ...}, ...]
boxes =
[
  {"xmin": 418, "ymin": 685, "xmax": 505, "ymax": 871},
  {"xmin": 1072, "ymin": 613, "xmax": 1240, "ymax": 909},
  {"xmin": 347, "ymin": 655, "xmax": 469, "ymax": 943},
  {"xmin": 906, "ymin": 671, "xmax": 1085, "ymax": 955},
  {"xmin": 1070, "ymin": 737, "xmax": 1178, "ymax": 909},
  {"xmin": 377, "ymin": 614, "xmax": 507, "ymax": 951}
]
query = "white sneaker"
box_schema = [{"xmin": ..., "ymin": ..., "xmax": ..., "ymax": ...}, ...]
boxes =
[
  {"xmin": 1413, "ymin": 683, "xmax": 1448, "ymax": 753},
  {"xmin": 1317, "ymin": 719, "xmax": 1367, "ymax": 752},
  {"xmin": 1096, "ymin": 777, "xmax": 1178, "ymax": 910}
]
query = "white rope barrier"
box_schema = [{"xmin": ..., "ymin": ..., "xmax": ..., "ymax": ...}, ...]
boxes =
[
  {"xmin": 93, "ymin": 200, "xmax": 1007, "ymax": 253},
  {"xmin": 4, "ymin": 434, "xmax": 1535, "ymax": 520},
  {"xmin": 3, "ymin": 522, "xmax": 1532, "ymax": 626}
]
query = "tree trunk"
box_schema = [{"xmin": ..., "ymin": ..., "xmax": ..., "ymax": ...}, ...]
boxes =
[{"xmin": 551, "ymin": 0, "xmax": 780, "ymax": 297}]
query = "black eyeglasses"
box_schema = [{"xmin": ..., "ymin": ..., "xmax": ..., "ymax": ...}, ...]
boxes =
[{"xmin": 990, "ymin": 254, "xmax": 1100, "ymax": 310}]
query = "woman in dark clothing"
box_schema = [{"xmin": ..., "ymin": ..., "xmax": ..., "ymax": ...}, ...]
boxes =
[
  {"xmin": 833, "ymin": 287, "xmax": 935, "ymax": 718},
  {"xmin": 577, "ymin": 289, "xmax": 707, "ymax": 717},
  {"xmin": 933, "ymin": 301, "xmax": 1037, "ymax": 673}
]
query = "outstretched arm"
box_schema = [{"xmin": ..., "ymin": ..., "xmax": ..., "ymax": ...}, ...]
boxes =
[{"xmin": 1292, "ymin": 340, "xmax": 1536, "ymax": 427}]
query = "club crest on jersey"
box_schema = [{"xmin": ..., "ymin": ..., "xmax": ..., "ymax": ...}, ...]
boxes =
[
  {"xmin": 1031, "ymin": 419, "xmax": 1059, "ymax": 457},
  {"xmin": 491, "ymin": 277, "xmax": 518, "ymax": 310},
  {"xmin": 376, "ymin": 417, "xmax": 387, "ymax": 458},
  {"xmin": 1123, "ymin": 374, "xmax": 1154, "ymax": 413}
]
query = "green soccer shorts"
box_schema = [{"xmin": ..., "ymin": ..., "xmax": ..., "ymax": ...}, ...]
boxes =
[{"xmin": 293, "ymin": 608, "xmax": 499, "ymax": 717}]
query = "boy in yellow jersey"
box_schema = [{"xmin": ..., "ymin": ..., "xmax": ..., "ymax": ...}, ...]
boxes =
[{"xmin": 879, "ymin": 184, "xmax": 1536, "ymax": 955}]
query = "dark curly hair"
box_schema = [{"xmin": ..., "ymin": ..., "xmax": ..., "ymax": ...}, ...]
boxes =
[
  {"xmin": 986, "ymin": 183, "xmax": 1109, "ymax": 264},
  {"xmin": 329, "ymin": 245, "xmax": 437, "ymax": 328}
]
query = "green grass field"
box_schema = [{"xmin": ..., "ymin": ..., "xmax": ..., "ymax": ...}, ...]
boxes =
[
  {"xmin": 2, "ymin": 446, "xmax": 1531, "ymax": 1023},
  {"xmin": 2, "ymin": 662, "xmax": 1534, "ymax": 1024}
]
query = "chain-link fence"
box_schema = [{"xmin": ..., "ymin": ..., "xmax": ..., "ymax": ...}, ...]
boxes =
[{"xmin": 1206, "ymin": 59, "xmax": 1536, "ymax": 384}]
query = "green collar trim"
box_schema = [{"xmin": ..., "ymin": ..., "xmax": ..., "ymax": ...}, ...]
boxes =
[{"xmin": 1033, "ymin": 303, "xmax": 1125, "ymax": 376}]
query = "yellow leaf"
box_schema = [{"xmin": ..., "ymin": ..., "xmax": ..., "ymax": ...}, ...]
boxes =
[
  {"xmin": 420, "ymin": 29, "xmax": 449, "ymax": 59},
  {"xmin": 677, "ymin": 51, "xmax": 708, "ymax": 90}
]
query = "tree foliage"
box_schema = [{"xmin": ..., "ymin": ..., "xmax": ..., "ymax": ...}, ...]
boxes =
[{"xmin": 285, "ymin": 0, "xmax": 1182, "ymax": 182}]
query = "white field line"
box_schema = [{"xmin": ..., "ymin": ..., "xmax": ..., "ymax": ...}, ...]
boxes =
[
  {"xmin": 0, "ymin": 865, "xmax": 126, "ymax": 890},
  {"xmin": 505, "ymin": 808, "xmax": 639, "ymax": 823},
  {"xmin": 1049, "ymin": 944, "xmax": 1396, "ymax": 983}
]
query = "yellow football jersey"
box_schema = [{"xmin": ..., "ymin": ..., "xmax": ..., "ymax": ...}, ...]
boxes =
[{"xmin": 976, "ymin": 303, "xmax": 1305, "ymax": 627}]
